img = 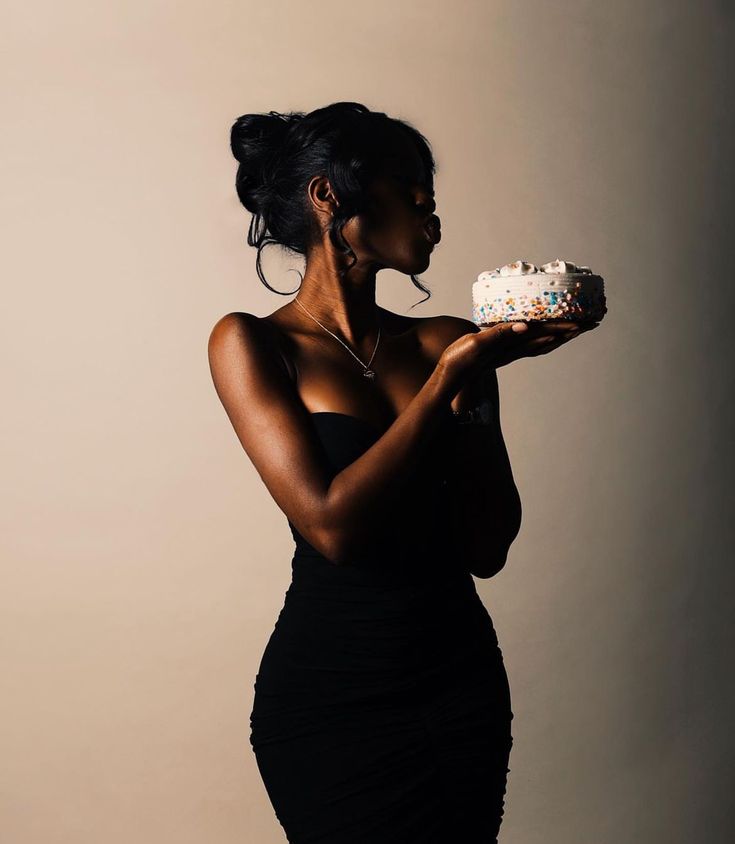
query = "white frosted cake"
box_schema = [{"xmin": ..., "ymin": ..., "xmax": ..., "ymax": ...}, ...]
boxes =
[{"xmin": 472, "ymin": 259, "xmax": 607, "ymax": 327}]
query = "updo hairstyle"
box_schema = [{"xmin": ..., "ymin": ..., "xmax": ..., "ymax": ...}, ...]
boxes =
[{"xmin": 229, "ymin": 101, "xmax": 436, "ymax": 303}]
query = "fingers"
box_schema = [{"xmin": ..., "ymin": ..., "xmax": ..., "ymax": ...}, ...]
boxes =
[
  {"xmin": 481, "ymin": 320, "xmax": 537, "ymax": 343},
  {"xmin": 490, "ymin": 320, "xmax": 533, "ymax": 338},
  {"xmin": 484, "ymin": 318, "xmax": 600, "ymax": 339},
  {"xmin": 477, "ymin": 318, "xmax": 601, "ymax": 366},
  {"xmin": 526, "ymin": 335, "xmax": 567, "ymax": 356},
  {"xmin": 524, "ymin": 320, "xmax": 600, "ymax": 355}
]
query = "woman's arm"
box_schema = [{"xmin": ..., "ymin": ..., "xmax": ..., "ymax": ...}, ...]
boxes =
[
  {"xmin": 447, "ymin": 364, "xmax": 522, "ymax": 578},
  {"xmin": 209, "ymin": 311, "xmax": 567, "ymax": 568},
  {"xmin": 415, "ymin": 315, "xmax": 523, "ymax": 577},
  {"xmin": 208, "ymin": 312, "xmax": 461, "ymax": 565},
  {"xmin": 425, "ymin": 314, "xmax": 599, "ymax": 577}
]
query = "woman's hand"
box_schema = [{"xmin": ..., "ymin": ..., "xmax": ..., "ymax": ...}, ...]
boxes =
[{"xmin": 437, "ymin": 318, "xmax": 600, "ymax": 392}]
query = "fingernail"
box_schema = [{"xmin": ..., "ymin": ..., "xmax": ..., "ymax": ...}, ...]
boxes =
[{"xmin": 512, "ymin": 322, "xmax": 528, "ymax": 332}]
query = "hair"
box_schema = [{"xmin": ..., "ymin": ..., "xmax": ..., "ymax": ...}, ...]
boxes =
[{"xmin": 229, "ymin": 101, "xmax": 436, "ymax": 307}]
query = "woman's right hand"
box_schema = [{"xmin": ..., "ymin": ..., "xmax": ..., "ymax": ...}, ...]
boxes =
[{"xmin": 437, "ymin": 318, "xmax": 600, "ymax": 391}]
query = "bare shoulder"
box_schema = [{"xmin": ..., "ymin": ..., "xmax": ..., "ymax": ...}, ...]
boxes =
[
  {"xmin": 208, "ymin": 310, "xmax": 258, "ymax": 347},
  {"xmin": 414, "ymin": 313, "xmax": 480, "ymax": 365},
  {"xmin": 208, "ymin": 311, "xmax": 293, "ymax": 378},
  {"xmin": 209, "ymin": 310, "xmax": 275, "ymax": 341}
]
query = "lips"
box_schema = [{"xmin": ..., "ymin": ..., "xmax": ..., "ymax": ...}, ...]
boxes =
[{"xmin": 423, "ymin": 216, "xmax": 441, "ymax": 245}]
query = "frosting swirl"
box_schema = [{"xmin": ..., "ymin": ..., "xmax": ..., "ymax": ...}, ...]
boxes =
[
  {"xmin": 494, "ymin": 260, "xmax": 538, "ymax": 277},
  {"xmin": 540, "ymin": 258, "xmax": 579, "ymax": 274},
  {"xmin": 476, "ymin": 258, "xmax": 596, "ymax": 282}
]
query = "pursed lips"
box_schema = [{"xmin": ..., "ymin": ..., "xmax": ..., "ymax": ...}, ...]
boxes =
[{"xmin": 423, "ymin": 215, "xmax": 441, "ymax": 245}]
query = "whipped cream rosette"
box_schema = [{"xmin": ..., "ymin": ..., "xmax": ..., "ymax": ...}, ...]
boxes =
[{"xmin": 472, "ymin": 258, "xmax": 606, "ymax": 326}]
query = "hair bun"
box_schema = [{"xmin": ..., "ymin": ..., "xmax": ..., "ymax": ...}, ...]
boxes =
[{"xmin": 230, "ymin": 111, "xmax": 301, "ymax": 213}]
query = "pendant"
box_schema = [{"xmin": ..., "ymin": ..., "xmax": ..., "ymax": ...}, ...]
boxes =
[{"xmin": 363, "ymin": 369, "xmax": 375, "ymax": 380}]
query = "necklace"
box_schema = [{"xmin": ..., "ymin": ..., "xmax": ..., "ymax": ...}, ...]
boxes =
[{"xmin": 292, "ymin": 296, "xmax": 380, "ymax": 380}]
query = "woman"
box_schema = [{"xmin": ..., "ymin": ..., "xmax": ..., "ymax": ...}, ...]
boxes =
[{"xmin": 208, "ymin": 102, "xmax": 598, "ymax": 843}]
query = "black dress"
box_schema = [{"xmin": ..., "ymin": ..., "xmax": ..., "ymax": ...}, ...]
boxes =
[{"xmin": 249, "ymin": 411, "xmax": 514, "ymax": 843}]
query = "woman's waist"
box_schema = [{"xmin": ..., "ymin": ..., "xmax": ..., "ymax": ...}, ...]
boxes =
[
  {"xmin": 254, "ymin": 581, "xmax": 500, "ymax": 704},
  {"xmin": 283, "ymin": 560, "xmax": 486, "ymax": 630},
  {"xmin": 289, "ymin": 539, "xmax": 468, "ymax": 586}
]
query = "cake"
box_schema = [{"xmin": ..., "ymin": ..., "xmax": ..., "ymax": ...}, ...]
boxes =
[{"xmin": 472, "ymin": 259, "xmax": 607, "ymax": 327}]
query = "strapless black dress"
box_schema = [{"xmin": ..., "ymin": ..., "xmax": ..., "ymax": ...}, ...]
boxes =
[{"xmin": 249, "ymin": 411, "xmax": 514, "ymax": 843}]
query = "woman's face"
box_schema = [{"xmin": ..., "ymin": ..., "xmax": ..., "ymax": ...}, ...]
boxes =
[{"xmin": 340, "ymin": 138, "xmax": 441, "ymax": 276}]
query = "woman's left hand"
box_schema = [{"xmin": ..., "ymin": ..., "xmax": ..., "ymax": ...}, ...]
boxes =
[{"xmin": 450, "ymin": 317, "xmax": 600, "ymax": 412}]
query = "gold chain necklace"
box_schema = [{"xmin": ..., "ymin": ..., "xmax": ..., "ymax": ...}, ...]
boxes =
[{"xmin": 292, "ymin": 296, "xmax": 380, "ymax": 380}]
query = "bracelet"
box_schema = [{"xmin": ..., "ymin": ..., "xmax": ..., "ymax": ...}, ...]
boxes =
[{"xmin": 451, "ymin": 397, "xmax": 494, "ymax": 426}]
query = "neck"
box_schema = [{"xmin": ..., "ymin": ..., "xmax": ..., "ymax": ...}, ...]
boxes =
[{"xmin": 294, "ymin": 249, "xmax": 380, "ymax": 347}]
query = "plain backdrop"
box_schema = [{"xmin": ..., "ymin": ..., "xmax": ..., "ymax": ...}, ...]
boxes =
[{"xmin": 2, "ymin": 1, "xmax": 734, "ymax": 842}]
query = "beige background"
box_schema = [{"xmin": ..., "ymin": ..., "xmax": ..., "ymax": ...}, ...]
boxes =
[{"xmin": 3, "ymin": 1, "xmax": 733, "ymax": 842}]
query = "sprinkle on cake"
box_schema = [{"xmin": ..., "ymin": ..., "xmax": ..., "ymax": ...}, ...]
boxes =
[{"xmin": 472, "ymin": 258, "xmax": 606, "ymax": 326}]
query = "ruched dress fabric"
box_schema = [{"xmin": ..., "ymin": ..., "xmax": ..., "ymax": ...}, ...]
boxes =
[{"xmin": 249, "ymin": 411, "xmax": 514, "ymax": 843}]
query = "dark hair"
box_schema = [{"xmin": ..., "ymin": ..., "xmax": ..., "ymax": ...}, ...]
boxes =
[{"xmin": 229, "ymin": 101, "xmax": 436, "ymax": 306}]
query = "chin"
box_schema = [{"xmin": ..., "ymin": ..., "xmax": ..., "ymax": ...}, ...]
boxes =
[
  {"xmin": 383, "ymin": 242, "xmax": 433, "ymax": 275},
  {"xmin": 394, "ymin": 256, "xmax": 431, "ymax": 276},
  {"xmin": 413, "ymin": 250, "xmax": 433, "ymax": 273}
]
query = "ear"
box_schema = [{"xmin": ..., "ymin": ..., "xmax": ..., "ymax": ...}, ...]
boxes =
[{"xmin": 306, "ymin": 175, "xmax": 340, "ymax": 216}]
